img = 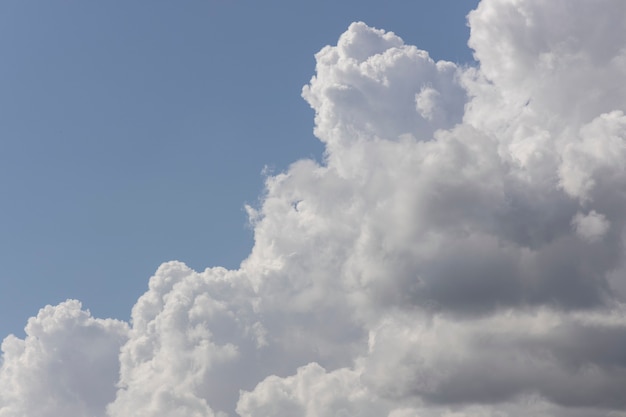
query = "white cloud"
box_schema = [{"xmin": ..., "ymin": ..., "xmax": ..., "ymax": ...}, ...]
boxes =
[
  {"xmin": 237, "ymin": 363, "xmax": 388, "ymax": 417},
  {"xmin": 0, "ymin": 300, "xmax": 128, "ymax": 417},
  {"xmin": 3, "ymin": 1, "xmax": 626, "ymax": 416}
]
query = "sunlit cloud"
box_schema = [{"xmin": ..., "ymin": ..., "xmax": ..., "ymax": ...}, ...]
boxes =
[{"xmin": 2, "ymin": 1, "xmax": 626, "ymax": 416}]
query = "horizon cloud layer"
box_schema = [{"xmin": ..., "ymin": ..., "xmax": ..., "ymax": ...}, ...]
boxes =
[{"xmin": 3, "ymin": 1, "xmax": 626, "ymax": 416}]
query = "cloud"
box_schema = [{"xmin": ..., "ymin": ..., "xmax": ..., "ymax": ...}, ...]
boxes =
[
  {"xmin": 0, "ymin": 300, "xmax": 128, "ymax": 417},
  {"xmin": 572, "ymin": 210, "xmax": 610, "ymax": 242},
  {"xmin": 3, "ymin": 1, "xmax": 626, "ymax": 416}
]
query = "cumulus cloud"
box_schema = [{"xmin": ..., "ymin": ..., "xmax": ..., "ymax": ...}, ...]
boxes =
[
  {"xmin": 3, "ymin": 1, "xmax": 626, "ymax": 416},
  {"xmin": 0, "ymin": 300, "xmax": 128, "ymax": 417}
]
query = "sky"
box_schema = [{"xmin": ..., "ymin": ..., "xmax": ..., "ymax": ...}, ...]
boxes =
[
  {"xmin": 3, "ymin": 1, "xmax": 626, "ymax": 417},
  {"xmin": 0, "ymin": 0, "xmax": 476, "ymax": 339}
]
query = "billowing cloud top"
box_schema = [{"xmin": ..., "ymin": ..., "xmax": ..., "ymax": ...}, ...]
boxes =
[{"xmin": 3, "ymin": 1, "xmax": 626, "ymax": 416}]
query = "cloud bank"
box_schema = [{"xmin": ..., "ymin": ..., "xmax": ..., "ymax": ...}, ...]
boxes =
[{"xmin": 3, "ymin": 1, "xmax": 626, "ymax": 416}]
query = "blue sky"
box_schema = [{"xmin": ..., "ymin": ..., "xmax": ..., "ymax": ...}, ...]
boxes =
[
  {"xmin": 3, "ymin": 1, "xmax": 626, "ymax": 415},
  {"xmin": 0, "ymin": 1, "xmax": 478, "ymax": 338}
]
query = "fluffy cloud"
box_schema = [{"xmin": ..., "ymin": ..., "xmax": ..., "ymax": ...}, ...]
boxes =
[
  {"xmin": 3, "ymin": 1, "xmax": 626, "ymax": 416},
  {"xmin": 0, "ymin": 300, "xmax": 128, "ymax": 417}
]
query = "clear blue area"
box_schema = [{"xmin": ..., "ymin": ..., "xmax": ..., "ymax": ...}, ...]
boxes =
[{"xmin": 0, "ymin": 0, "xmax": 479, "ymax": 338}]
